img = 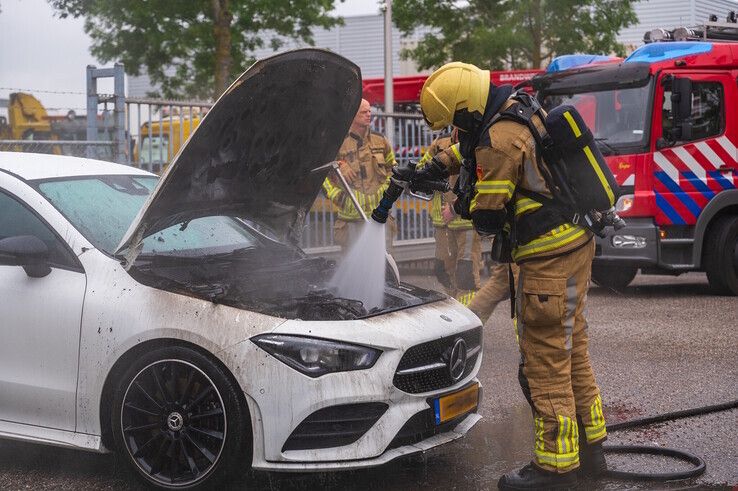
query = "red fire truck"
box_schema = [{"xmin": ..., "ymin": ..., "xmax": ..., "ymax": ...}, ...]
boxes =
[
  {"xmin": 532, "ymin": 22, "xmax": 738, "ymax": 294},
  {"xmin": 361, "ymin": 70, "xmax": 543, "ymax": 107}
]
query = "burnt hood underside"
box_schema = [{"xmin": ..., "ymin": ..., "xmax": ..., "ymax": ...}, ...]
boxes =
[
  {"xmin": 117, "ymin": 49, "xmax": 362, "ymax": 255},
  {"xmin": 128, "ymin": 251, "xmax": 445, "ymax": 320}
]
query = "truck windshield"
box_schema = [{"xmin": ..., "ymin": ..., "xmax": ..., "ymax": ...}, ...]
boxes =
[{"xmin": 541, "ymin": 82, "xmax": 652, "ymax": 153}]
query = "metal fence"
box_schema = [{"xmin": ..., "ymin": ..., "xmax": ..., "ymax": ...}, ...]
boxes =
[
  {"xmin": 125, "ymin": 97, "xmax": 212, "ymax": 174},
  {"xmin": 1, "ymin": 89, "xmax": 440, "ymax": 260}
]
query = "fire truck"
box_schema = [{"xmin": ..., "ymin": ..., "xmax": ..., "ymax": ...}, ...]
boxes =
[
  {"xmin": 361, "ymin": 70, "xmax": 543, "ymax": 108},
  {"xmin": 532, "ymin": 21, "xmax": 738, "ymax": 295}
]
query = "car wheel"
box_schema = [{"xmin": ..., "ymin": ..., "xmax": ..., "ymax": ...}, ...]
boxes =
[
  {"xmin": 591, "ymin": 264, "xmax": 637, "ymax": 291},
  {"xmin": 704, "ymin": 215, "xmax": 738, "ymax": 296},
  {"xmin": 111, "ymin": 346, "xmax": 250, "ymax": 489}
]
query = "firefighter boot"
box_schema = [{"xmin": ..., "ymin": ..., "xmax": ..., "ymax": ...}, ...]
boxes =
[
  {"xmin": 498, "ymin": 462, "xmax": 577, "ymax": 490},
  {"xmin": 577, "ymin": 416, "xmax": 607, "ymax": 478}
]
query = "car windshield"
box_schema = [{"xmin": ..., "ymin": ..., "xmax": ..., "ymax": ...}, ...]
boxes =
[
  {"xmin": 35, "ymin": 175, "xmax": 262, "ymax": 256},
  {"xmin": 541, "ymin": 83, "xmax": 652, "ymax": 151}
]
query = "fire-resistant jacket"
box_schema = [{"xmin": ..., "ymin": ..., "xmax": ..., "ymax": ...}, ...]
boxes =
[
  {"xmin": 418, "ymin": 135, "xmax": 468, "ymax": 230},
  {"xmin": 323, "ymin": 128, "xmax": 396, "ymax": 221},
  {"xmin": 435, "ymin": 99, "xmax": 592, "ymax": 262}
]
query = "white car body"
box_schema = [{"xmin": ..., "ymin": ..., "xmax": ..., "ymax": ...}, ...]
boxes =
[
  {"xmin": 0, "ymin": 153, "xmax": 482, "ymax": 471},
  {"xmin": 0, "ymin": 50, "xmax": 482, "ymax": 488}
]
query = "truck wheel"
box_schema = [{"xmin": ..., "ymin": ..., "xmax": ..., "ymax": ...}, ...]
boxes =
[
  {"xmin": 591, "ymin": 264, "xmax": 637, "ymax": 291},
  {"xmin": 704, "ymin": 215, "xmax": 738, "ymax": 296},
  {"xmin": 111, "ymin": 346, "xmax": 250, "ymax": 489}
]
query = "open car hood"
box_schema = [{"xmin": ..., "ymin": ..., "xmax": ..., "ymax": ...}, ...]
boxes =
[{"xmin": 116, "ymin": 49, "xmax": 361, "ymax": 259}]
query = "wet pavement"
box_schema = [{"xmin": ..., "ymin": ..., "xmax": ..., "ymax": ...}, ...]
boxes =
[{"xmin": 0, "ymin": 272, "xmax": 736, "ymax": 490}]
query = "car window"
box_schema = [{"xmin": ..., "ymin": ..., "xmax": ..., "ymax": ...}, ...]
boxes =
[
  {"xmin": 141, "ymin": 216, "xmax": 259, "ymax": 255},
  {"xmin": 37, "ymin": 175, "xmax": 158, "ymax": 255},
  {"xmin": 662, "ymin": 81, "xmax": 723, "ymax": 142},
  {"xmin": 36, "ymin": 175, "xmax": 261, "ymax": 257},
  {"xmin": 0, "ymin": 191, "xmax": 80, "ymax": 270}
]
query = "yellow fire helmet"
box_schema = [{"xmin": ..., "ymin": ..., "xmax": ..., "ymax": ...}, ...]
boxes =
[{"xmin": 420, "ymin": 62, "xmax": 490, "ymax": 131}]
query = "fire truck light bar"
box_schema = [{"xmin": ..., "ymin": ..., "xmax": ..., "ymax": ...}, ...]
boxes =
[{"xmin": 625, "ymin": 42, "xmax": 712, "ymax": 64}]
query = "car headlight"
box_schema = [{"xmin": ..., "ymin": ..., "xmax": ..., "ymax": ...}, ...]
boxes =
[
  {"xmin": 615, "ymin": 194, "xmax": 634, "ymax": 213},
  {"xmin": 251, "ymin": 334, "xmax": 381, "ymax": 377}
]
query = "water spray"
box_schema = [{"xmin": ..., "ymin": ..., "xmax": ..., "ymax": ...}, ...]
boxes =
[{"xmin": 311, "ymin": 161, "xmax": 401, "ymax": 284}]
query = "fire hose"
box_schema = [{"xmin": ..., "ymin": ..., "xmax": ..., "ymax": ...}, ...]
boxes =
[{"xmin": 600, "ymin": 397, "xmax": 738, "ymax": 481}]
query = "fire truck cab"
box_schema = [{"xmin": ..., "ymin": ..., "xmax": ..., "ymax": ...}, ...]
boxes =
[{"xmin": 532, "ymin": 22, "xmax": 738, "ymax": 294}]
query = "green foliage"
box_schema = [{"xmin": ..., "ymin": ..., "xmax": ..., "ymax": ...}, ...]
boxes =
[
  {"xmin": 393, "ymin": 0, "xmax": 638, "ymax": 70},
  {"xmin": 49, "ymin": 0, "xmax": 341, "ymax": 99}
]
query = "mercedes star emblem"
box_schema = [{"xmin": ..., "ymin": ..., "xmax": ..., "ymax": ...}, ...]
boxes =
[
  {"xmin": 167, "ymin": 412, "xmax": 184, "ymax": 431},
  {"xmin": 449, "ymin": 338, "xmax": 468, "ymax": 382}
]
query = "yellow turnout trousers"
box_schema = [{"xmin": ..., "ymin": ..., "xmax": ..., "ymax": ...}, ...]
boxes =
[
  {"xmin": 468, "ymin": 261, "xmax": 518, "ymax": 323},
  {"xmin": 515, "ymin": 240, "xmax": 606, "ymax": 473},
  {"xmin": 447, "ymin": 228, "xmax": 482, "ymax": 304}
]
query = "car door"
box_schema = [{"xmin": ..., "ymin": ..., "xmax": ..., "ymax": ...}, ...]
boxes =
[{"xmin": 0, "ymin": 189, "xmax": 86, "ymax": 431}]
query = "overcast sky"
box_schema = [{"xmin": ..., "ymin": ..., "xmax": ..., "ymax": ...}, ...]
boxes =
[{"xmin": 0, "ymin": 0, "xmax": 381, "ymax": 114}]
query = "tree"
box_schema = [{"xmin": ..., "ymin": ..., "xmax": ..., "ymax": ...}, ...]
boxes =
[
  {"xmin": 393, "ymin": 0, "xmax": 637, "ymax": 71},
  {"xmin": 50, "ymin": 0, "xmax": 341, "ymax": 99}
]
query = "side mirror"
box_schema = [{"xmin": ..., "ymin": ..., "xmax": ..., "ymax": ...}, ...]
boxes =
[
  {"xmin": 0, "ymin": 235, "xmax": 52, "ymax": 278},
  {"xmin": 665, "ymin": 77, "xmax": 693, "ymax": 143}
]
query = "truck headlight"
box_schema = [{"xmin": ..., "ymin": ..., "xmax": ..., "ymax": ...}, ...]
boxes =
[
  {"xmin": 252, "ymin": 334, "xmax": 381, "ymax": 377},
  {"xmin": 615, "ymin": 194, "xmax": 634, "ymax": 213}
]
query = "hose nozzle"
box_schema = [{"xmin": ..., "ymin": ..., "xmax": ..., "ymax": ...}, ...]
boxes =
[{"xmin": 371, "ymin": 178, "xmax": 405, "ymax": 223}]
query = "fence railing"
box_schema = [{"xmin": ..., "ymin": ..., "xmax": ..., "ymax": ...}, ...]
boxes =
[{"xmin": 1, "ymin": 101, "xmax": 442, "ymax": 260}]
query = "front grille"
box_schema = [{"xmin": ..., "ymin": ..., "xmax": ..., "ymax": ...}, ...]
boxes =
[
  {"xmin": 386, "ymin": 408, "xmax": 466, "ymax": 450},
  {"xmin": 393, "ymin": 327, "xmax": 482, "ymax": 394},
  {"xmin": 282, "ymin": 402, "xmax": 388, "ymax": 451}
]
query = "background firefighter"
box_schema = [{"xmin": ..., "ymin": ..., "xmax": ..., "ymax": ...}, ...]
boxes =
[
  {"xmin": 418, "ymin": 131, "xmax": 482, "ymax": 305},
  {"xmin": 322, "ymin": 98, "xmax": 397, "ymax": 252},
  {"xmin": 417, "ymin": 62, "xmax": 607, "ymax": 490}
]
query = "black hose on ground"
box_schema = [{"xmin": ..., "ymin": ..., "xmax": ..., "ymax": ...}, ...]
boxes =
[{"xmin": 600, "ymin": 398, "xmax": 738, "ymax": 481}]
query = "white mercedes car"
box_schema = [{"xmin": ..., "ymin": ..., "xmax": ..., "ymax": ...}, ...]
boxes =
[{"xmin": 0, "ymin": 49, "xmax": 482, "ymax": 489}]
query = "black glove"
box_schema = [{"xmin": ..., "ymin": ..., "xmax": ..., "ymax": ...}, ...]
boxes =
[
  {"xmin": 412, "ymin": 156, "xmax": 449, "ymax": 185},
  {"xmin": 391, "ymin": 160, "xmax": 417, "ymax": 184}
]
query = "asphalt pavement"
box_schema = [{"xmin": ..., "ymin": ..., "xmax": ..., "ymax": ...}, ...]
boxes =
[{"xmin": 0, "ymin": 271, "xmax": 736, "ymax": 490}]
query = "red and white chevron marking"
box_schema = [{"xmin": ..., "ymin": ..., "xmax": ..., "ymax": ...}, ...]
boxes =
[{"xmin": 653, "ymin": 136, "xmax": 738, "ymax": 187}]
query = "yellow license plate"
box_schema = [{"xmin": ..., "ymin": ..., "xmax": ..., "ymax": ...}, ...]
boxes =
[{"xmin": 433, "ymin": 383, "xmax": 479, "ymax": 425}]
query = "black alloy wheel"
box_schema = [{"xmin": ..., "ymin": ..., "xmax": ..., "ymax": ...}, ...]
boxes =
[{"xmin": 112, "ymin": 347, "xmax": 250, "ymax": 489}]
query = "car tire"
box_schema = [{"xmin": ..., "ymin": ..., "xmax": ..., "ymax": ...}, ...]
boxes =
[
  {"xmin": 111, "ymin": 345, "xmax": 250, "ymax": 489},
  {"xmin": 591, "ymin": 264, "xmax": 637, "ymax": 291},
  {"xmin": 704, "ymin": 215, "xmax": 738, "ymax": 296}
]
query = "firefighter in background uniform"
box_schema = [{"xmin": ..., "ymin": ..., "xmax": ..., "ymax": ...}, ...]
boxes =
[
  {"xmin": 323, "ymin": 98, "xmax": 397, "ymax": 252},
  {"xmin": 418, "ymin": 62, "xmax": 607, "ymax": 490},
  {"xmin": 468, "ymin": 261, "xmax": 518, "ymax": 323},
  {"xmin": 419, "ymin": 133, "xmax": 455, "ymax": 291},
  {"xmin": 419, "ymin": 133, "xmax": 482, "ymax": 304}
]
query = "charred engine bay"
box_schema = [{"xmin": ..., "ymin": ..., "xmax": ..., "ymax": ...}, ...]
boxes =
[{"xmin": 127, "ymin": 249, "xmax": 445, "ymax": 320}]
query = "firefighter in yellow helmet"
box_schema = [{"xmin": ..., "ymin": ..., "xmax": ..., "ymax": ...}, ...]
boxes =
[
  {"xmin": 418, "ymin": 130, "xmax": 482, "ymax": 304},
  {"xmin": 417, "ymin": 62, "xmax": 607, "ymax": 490},
  {"xmin": 323, "ymin": 99, "xmax": 397, "ymax": 252}
]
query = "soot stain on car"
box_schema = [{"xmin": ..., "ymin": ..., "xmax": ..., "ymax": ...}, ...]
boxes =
[{"xmin": 126, "ymin": 246, "xmax": 445, "ymax": 321}]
